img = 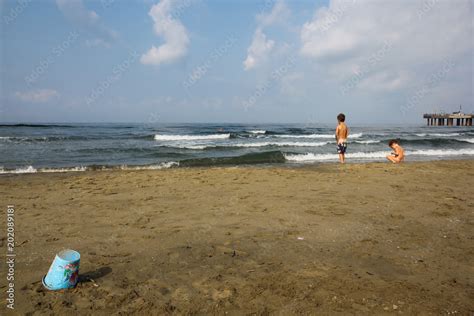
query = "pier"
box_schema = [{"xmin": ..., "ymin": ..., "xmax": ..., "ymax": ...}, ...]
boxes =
[{"xmin": 423, "ymin": 113, "xmax": 473, "ymax": 126}]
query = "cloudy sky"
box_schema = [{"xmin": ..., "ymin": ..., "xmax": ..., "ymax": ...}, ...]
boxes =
[{"xmin": 1, "ymin": 0, "xmax": 473, "ymax": 124}]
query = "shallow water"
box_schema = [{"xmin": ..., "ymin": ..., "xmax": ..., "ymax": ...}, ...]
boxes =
[{"xmin": 1, "ymin": 123, "xmax": 473, "ymax": 173}]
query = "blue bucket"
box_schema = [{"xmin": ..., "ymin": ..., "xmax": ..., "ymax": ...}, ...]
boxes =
[{"xmin": 42, "ymin": 249, "xmax": 80, "ymax": 290}]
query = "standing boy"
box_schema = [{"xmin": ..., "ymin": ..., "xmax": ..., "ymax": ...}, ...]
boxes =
[{"xmin": 335, "ymin": 113, "xmax": 349, "ymax": 163}]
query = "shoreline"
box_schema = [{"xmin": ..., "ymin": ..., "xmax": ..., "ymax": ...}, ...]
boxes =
[
  {"xmin": 1, "ymin": 157, "xmax": 474, "ymax": 175},
  {"xmin": 1, "ymin": 159, "xmax": 473, "ymax": 314}
]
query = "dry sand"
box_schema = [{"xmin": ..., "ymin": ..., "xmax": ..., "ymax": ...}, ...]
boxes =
[{"xmin": 1, "ymin": 160, "xmax": 473, "ymax": 315}]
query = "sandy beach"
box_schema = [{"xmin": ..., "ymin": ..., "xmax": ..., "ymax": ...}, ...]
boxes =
[{"xmin": 1, "ymin": 160, "xmax": 473, "ymax": 315}]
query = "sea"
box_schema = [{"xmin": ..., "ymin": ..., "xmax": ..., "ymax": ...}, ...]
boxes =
[{"xmin": 1, "ymin": 123, "xmax": 473, "ymax": 174}]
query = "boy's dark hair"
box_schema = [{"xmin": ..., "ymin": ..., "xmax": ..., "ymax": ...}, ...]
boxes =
[
  {"xmin": 337, "ymin": 113, "xmax": 345, "ymax": 122},
  {"xmin": 388, "ymin": 139, "xmax": 399, "ymax": 147}
]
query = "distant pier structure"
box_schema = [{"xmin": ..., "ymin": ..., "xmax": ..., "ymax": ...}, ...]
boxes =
[{"xmin": 423, "ymin": 112, "xmax": 473, "ymax": 126}]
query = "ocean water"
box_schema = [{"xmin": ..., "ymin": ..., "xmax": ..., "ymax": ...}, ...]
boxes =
[{"xmin": 1, "ymin": 123, "xmax": 473, "ymax": 173}]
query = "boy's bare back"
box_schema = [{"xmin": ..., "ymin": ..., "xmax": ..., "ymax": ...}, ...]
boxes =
[
  {"xmin": 335, "ymin": 113, "xmax": 349, "ymax": 163},
  {"xmin": 336, "ymin": 123, "xmax": 348, "ymax": 143}
]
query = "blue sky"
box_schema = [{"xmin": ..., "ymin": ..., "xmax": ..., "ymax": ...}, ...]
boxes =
[{"xmin": 1, "ymin": 0, "xmax": 472, "ymax": 124}]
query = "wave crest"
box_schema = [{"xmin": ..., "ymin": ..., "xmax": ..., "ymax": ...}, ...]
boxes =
[
  {"xmin": 154, "ymin": 134, "xmax": 230, "ymax": 141},
  {"xmin": 285, "ymin": 148, "xmax": 474, "ymax": 162}
]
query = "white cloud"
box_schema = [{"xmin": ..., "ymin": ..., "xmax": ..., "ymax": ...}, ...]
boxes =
[
  {"xmin": 243, "ymin": 0, "xmax": 289, "ymax": 70},
  {"xmin": 257, "ymin": 0, "xmax": 290, "ymax": 27},
  {"xmin": 300, "ymin": 0, "xmax": 359, "ymax": 59},
  {"xmin": 56, "ymin": 0, "xmax": 117, "ymax": 47},
  {"xmin": 15, "ymin": 89, "xmax": 60, "ymax": 103},
  {"xmin": 141, "ymin": 0, "xmax": 190, "ymax": 66},
  {"xmin": 243, "ymin": 28, "xmax": 275, "ymax": 71},
  {"xmin": 300, "ymin": 0, "xmax": 472, "ymax": 94}
]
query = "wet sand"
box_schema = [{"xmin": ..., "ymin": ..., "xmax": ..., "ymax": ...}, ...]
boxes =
[{"xmin": 1, "ymin": 160, "xmax": 473, "ymax": 315}]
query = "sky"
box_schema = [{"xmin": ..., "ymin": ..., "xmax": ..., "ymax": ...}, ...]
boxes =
[{"xmin": 1, "ymin": 0, "xmax": 473, "ymax": 124}]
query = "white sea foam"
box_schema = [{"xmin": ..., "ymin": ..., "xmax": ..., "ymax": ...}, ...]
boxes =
[
  {"xmin": 416, "ymin": 133, "xmax": 461, "ymax": 137},
  {"xmin": 16, "ymin": 165, "xmax": 37, "ymax": 173},
  {"xmin": 154, "ymin": 134, "xmax": 230, "ymax": 141},
  {"xmin": 0, "ymin": 162, "xmax": 178, "ymax": 174},
  {"xmin": 458, "ymin": 138, "xmax": 474, "ymax": 144},
  {"xmin": 170, "ymin": 141, "xmax": 330, "ymax": 150},
  {"xmin": 40, "ymin": 166, "xmax": 87, "ymax": 173},
  {"xmin": 158, "ymin": 161, "xmax": 179, "ymax": 169},
  {"xmin": 350, "ymin": 133, "xmax": 364, "ymax": 138},
  {"xmin": 0, "ymin": 136, "xmax": 19, "ymax": 142},
  {"xmin": 355, "ymin": 140, "xmax": 380, "ymax": 144},
  {"xmin": 225, "ymin": 141, "xmax": 329, "ymax": 148},
  {"xmin": 120, "ymin": 161, "xmax": 179, "ymax": 170},
  {"xmin": 0, "ymin": 165, "xmax": 38, "ymax": 174},
  {"xmin": 0, "ymin": 166, "xmax": 87, "ymax": 174},
  {"xmin": 408, "ymin": 149, "xmax": 474, "ymax": 156},
  {"xmin": 275, "ymin": 133, "xmax": 363, "ymax": 139},
  {"xmin": 275, "ymin": 134, "xmax": 334, "ymax": 139},
  {"xmin": 285, "ymin": 151, "xmax": 388, "ymax": 162},
  {"xmin": 248, "ymin": 130, "xmax": 266, "ymax": 134},
  {"xmin": 285, "ymin": 148, "xmax": 474, "ymax": 162}
]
